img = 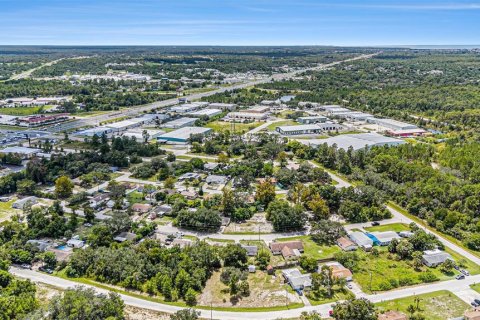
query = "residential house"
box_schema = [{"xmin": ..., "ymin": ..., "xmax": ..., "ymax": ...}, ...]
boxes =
[
  {"xmin": 113, "ymin": 232, "xmax": 137, "ymax": 243},
  {"xmin": 322, "ymin": 262, "xmax": 353, "ymax": 282},
  {"xmin": 269, "ymin": 241, "xmax": 304, "ymax": 255},
  {"xmin": 203, "ymin": 162, "xmax": 220, "ymax": 171},
  {"xmin": 12, "ymin": 196, "xmax": 38, "ymax": 209},
  {"xmin": 337, "ymin": 237, "xmax": 357, "ymax": 251},
  {"xmin": 422, "ymin": 249, "xmax": 453, "ymax": 267},
  {"xmin": 241, "ymin": 245, "xmax": 258, "ymax": 257},
  {"xmin": 89, "ymin": 193, "xmax": 110, "ymax": 209},
  {"xmin": 131, "ymin": 203, "xmax": 152, "ymax": 213},
  {"xmin": 281, "ymin": 246, "xmax": 301, "ymax": 260},
  {"xmin": 205, "ymin": 175, "xmax": 228, "ymax": 186},
  {"xmin": 368, "ymin": 231, "xmax": 401, "ymax": 246},
  {"xmin": 26, "ymin": 239, "xmax": 50, "ymax": 252},
  {"xmin": 67, "ymin": 238, "xmax": 85, "ymax": 248},
  {"xmin": 248, "ymin": 265, "xmax": 256, "ymax": 273},
  {"xmin": 282, "ymin": 268, "xmax": 312, "ymax": 291},
  {"xmin": 180, "ymin": 190, "xmax": 198, "ymax": 200},
  {"xmin": 349, "ymin": 231, "xmax": 373, "ymax": 251},
  {"xmin": 153, "ymin": 204, "xmax": 172, "ymax": 217}
]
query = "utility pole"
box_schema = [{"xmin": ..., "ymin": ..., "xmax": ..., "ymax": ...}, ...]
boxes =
[{"xmin": 210, "ymin": 301, "xmax": 213, "ymax": 320}]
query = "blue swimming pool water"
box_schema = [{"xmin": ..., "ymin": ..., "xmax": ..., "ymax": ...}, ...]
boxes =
[
  {"xmin": 55, "ymin": 245, "xmax": 71, "ymax": 251},
  {"xmin": 366, "ymin": 233, "xmax": 380, "ymax": 245}
]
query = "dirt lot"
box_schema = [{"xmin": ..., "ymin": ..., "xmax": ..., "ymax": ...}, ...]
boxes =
[
  {"xmin": 223, "ymin": 213, "xmax": 274, "ymax": 234},
  {"xmin": 198, "ymin": 269, "xmax": 300, "ymax": 309}
]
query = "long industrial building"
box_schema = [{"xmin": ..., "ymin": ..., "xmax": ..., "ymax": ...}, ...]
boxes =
[
  {"xmin": 188, "ymin": 108, "xmax": 222, "ymax": 118},
  {"xmin": 305, "ymin": 133, "xmax": 405, "ymax": 150},
  {"xmin": 276, "ymin": 123, "xmax": 343, "ymax": 135},
  {"xmin": 368, "ymin": 118, "xmax": 418, "ymax": 131},
  {"xmin": 162, "ymin": 117, "xmax": 198, "ymax": 129},
  {"xmin": 227, "ymin": 112, "xmax": 268, "ymax": 121},
  {"xmin": 157, "ymin": 127, "xmax": 212, "ymax": 144}
]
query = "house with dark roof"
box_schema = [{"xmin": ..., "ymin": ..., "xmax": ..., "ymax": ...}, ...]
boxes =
[{"xmin": 241, "ymin": 245, "xmax": 258, "ymax": 256}]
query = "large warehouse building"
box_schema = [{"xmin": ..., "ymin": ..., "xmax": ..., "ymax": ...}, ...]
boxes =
[
  {"xmin": 227, "ymin": 112, "xmax": 268, "ymax": 121},
  {"xmin": 369, "ymin": 118, "xmax": 418, "ymax": 131},
  {"xmin": 157, "ymin": 127, "xmax": 212, "ymax": 144},
  {"xmin": 276, "ymin": 123, "xmax": 344, "ymax": 135},
  {"xmin": 188, "ymin": 108, "xmax": 222, "ymax": 118},
  {"xmin": 162, "ymin": 117, "xmax": 198, "ymax": 129}
]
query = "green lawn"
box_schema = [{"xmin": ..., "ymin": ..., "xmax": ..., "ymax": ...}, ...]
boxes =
[
  {"xmin": 206, "ymin": 121, "xmax": 263, "ymax": 134},
  {"xmin": 308, "ymin": 290, "xmax": 354, "ymax": 306},
  {"xmin": 353, "ymin": 247, "xmax": 477, "ymax": 293},
  {"xmin": 376, "ymin": 290, "xmax": 470, "ymax": 320},
  {"xmin": 470, "ymin": 283, "xmax": 480, "ymax": 293},
  {"xmin": 364, "ymin": 223, "xmax": 411, "ymax": 233},
  {"xmin": 127, "ymin": 191, "xmax": 146, "ymax": 204},
  {"xmin": 0, "ymin": 106, "xmax": 42, "ymax": 115},
  {"xmin": 276, "ymin": 235, "xmax": 341, "ymax": 260},
  {"xmin": 0, "ymin": 199, "xmax": 20, "ymax": 222}
]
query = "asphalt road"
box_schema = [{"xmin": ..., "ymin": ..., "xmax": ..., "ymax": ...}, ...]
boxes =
[
  {"xmin": 10, "ymin": 267, "xmax": 480, "ymax": 320},
  {"xmin": 50, "ymin": 53, "xmax": 378, "ymax": 134}
]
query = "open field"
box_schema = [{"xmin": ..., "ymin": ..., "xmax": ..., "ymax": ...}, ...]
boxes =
[
  {"xmin": 0, "ymin": 106, "xmax": 43, "ymax": 115},
  {"xmin": 376, "ymin": 290, "xmax": 470, "ymax": 320},
  {"xmin": 354, "ymin": 247, "xmax": 480, "ymax": 293},
  {"xmin": 0, "ymin": 199, "xmax": 21, "ymax": 222},
  {"xmin": 276, "ymin": 235, "xmax": 341, "ymax": 260},
  {"xmin": 206, "ymin": 120, "xmax": 264, "ymax": 133}
]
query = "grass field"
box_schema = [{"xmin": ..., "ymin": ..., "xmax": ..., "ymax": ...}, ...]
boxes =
[
  {"xmin": 0, "ymin": 106, "xmax": 43, "ymax": 115},
  {"xmin": 0, "ymin": 199, "xmax": 21, "ymax": 222},
  {"xmin": 471, "ymin": 283, "xmax": 480, "ymax": 293},
  {"xmin": 308, "ymin": 290, "xmax": 354, "ymax": 306},
  {"xmin": 364, "ymin": 223, "xmax": 411, "ymax": 233},
  {"xmin": 276, "ymin": 235, "xmax": 341, "ymax": 260},
  {"xmin": 206, "ymin": 120, "xmax": 263, "ymax": 133},
  {"xmin": 353, "ymin": 247, "xmax": 479, "ymax": 293},
  {"xmin": 376, "ymin": 290, "xmax": 470, "ymax": 320}
]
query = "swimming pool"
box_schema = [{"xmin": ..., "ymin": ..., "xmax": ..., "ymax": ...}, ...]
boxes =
[
  {"xmin": 55, "ymin": 245, "xmax": 72, "ymax": 251},
  {"xmin": 366, "ymin": 233, "xmax": 380, "ymax": 245}
]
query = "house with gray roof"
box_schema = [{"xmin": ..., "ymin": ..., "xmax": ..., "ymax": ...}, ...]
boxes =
[{"xmin": 422, "ymin": 249, "xmax": 453, "ymax": 267}]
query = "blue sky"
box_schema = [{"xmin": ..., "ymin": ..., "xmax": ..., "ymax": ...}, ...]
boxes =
[{"xmin": 1, "ymin": 0, "xmax": 479, "ymax": 45}]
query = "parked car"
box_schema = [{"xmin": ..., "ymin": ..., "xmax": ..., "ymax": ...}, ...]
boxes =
[
  {"xmin": 461, "ymin": 269, "xmax": 470, "ymax": 276},
  {"xmin": 474, "ymin": 299, "xmax": 480, "ymax": 305},
  {"xmin": 39, "ymin": 266, "xmax": 53, "ymax": 274},
  {"xmin": 471, "ymin": 301, "xmax": 479, "ymax": 307},
  {"xmin": 20, "ymin": 264, "xmax": 32, "ymax": 270},
  {"xmin": 347, "ymin": 284, "xmax": 353, "ymax": 289},
  {"xmin": 371, "ymin": 221, "xmax": 380, "ymax": 226},
  {"xmin": 455, "ymin": 274, "xmax": 465, "ymax": 280}
]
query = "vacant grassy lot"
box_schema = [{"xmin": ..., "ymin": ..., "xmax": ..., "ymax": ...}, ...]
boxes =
[
  {"xmin": 0, "ymin": 106, "xmax": 42, "ymax": 115},
  {"xmin": 127, "ymin": 191, "xmax": 146, "ymax": 204},
  {"xmin": 276, "ymin": 235, "xmax": 341, "ymax": 260},
  {"xmin": 376, "ymin": 290, "xmax": 469, "ymax": 320},
  {"xmin": 206, "ymin": 121, "xmax": 263, "ymax": 134},
  {"xmin": 354, "ymin": 247, "xmax": 479, "ymax": 293},
  {"xmin": 0, "ymin": 199, "xmax": 21, "ymax": 222},
  {"xmin": 364, "ymin": 223, "xmax": 411, "ymax": 233},
  {"xmin": 198, "ymin": 270, "xmax": 303, "ymax": 310},
  {"xmin": 471, "ymin": 283, "xmax": 480, "ymax": 293}
]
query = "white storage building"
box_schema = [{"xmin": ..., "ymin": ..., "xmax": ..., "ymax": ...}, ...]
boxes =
[
  {"xmin": 188, "ymin": 108, "xmax": 222, "ymax": 118},
  {"xmin": 369, "ymin": 118, "xmax": 418, "ymax": 131},
  {"xmin": 162, "ymin": 117, "xmax": 198, "ymax": 129},
  {"xmin": 306, "ymin": 133, "xmax": 405, "ymax": 151}
]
